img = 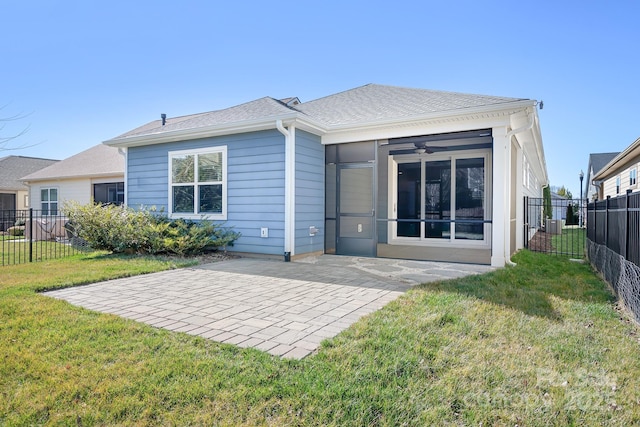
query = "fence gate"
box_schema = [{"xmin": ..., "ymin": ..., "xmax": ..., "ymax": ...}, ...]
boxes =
[{"xmin": 523, "ymin": 197, "xmax": 586, "ymax": 258}]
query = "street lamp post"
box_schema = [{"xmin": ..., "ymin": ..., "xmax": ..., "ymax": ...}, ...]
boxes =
[{"xmin": 579, "ymin": 170, "xmax": 584, "ymax": 228}]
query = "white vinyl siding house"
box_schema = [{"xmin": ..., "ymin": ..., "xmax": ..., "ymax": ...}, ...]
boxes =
[
  {"xmin": 105, "ymin": 84, "xmax": 548, "ymax": 267},
  {"xmin": 22, "ymin": 144, "xmax": 125, "ymax": 210},
  {"xmin": 594, "ymin": 137, "xmax": 640, "ymax": 200}
]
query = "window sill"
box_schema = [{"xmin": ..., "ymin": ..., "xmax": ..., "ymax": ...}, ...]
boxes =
[{"xmin": 169, "ymin": 213, "xmax": 227, "ymax": 221}]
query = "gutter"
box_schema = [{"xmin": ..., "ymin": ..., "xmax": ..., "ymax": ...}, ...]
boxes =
[
  {"xmin": 118, "ymin": 148, "xmax": 128, "ymax": 206},
  {"xmin": 593, "ymin": 136, "xmax": 640, "ymax": 181}
]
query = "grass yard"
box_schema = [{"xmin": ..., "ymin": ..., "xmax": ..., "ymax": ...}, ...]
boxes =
[
  {"xmin": 0, "ymin": 239, "xmax": 85, "ymax": 266},
  {"xmin": 552, "ymin": 227, "xmax": 587, "ymax": 258},
  {"xmin": 1, "ymin": 251, "xmax": 640, "ymax": 425}
]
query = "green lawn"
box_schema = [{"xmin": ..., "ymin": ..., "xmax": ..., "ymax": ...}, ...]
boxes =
[
  {"xmin": 1, "ymin": 251, "xmax": 639, "ymax": 425},
  {"xmin": 552, "ymin": 227, "xmax": 586, "ymax": 258},
  {"xmin": 0, "ymin": 239, "xmax": 87, "ymax": 266}
]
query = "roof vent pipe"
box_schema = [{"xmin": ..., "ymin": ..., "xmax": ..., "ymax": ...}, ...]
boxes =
[{"xmin": 161, "ymin": 113, "xmax": 167, "ymax": 126}]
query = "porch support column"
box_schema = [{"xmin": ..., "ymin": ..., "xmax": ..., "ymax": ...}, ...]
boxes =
[
  {"xmin": 491, "ymin": 126, "xmax": 510, "ymax": 267},
  {"xmin": 514, "ymin": 141, "xmax": 524, "ymax": 251}
]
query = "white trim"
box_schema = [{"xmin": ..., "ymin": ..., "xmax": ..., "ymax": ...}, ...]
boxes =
[
  {"xmin": 167, "ymin": 146, "xmax": 227, "ymax": 220},
  {"xmin": 119, "ymin": 147, "xmax": 128, "ymax": 206},
  {"xmin": 276, "ymin": 120, "xmax": 296, "ymax": 256},
  {"xmin": 491, "ymin": 126, "xmax": 508, "ymax": 267}
]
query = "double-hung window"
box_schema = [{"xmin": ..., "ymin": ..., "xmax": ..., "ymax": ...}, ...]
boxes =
[
  {"xmin": 616, "ymin": 176, "xmax": 621, "ymax": 194},
  {"xmin": 630, "ymin": 168, "xmax": 637, "ymax": 187},
  {"xmin": 41, "ymin": 188, "xmax": 58, "ymax": 216},
  {"xmin": 169, "ymin": 146, "xmax": 227, "ymax": 219}
]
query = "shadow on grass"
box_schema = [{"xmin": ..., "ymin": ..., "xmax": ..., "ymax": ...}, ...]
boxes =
[{"xmin": 420, "ymin": 250, "xmax": 614, "ymax": 320}]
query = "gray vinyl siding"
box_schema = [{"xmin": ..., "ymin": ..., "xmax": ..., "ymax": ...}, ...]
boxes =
[
  {"xmin": 295, "ymin": 130, "xmax": 324, "ymax": 255},
  {"xmin": 127, "ymin": 129, "xmax": 286, "ymax": 255}
]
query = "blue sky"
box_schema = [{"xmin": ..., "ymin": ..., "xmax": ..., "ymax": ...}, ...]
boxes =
[{"xmin": 2, "ymin": 0, "xmax": 638, "ymax": 197}]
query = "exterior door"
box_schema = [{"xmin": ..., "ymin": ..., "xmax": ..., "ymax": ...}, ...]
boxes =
[
  {"xmin": 336, "ymin": 164, "xmax": 376, "ymax": 256},
  {"xmin": 0, "ymin": 193, "xmax": 16, "ymax": 232}
]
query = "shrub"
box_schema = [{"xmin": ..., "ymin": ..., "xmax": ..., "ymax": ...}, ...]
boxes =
[
  {"xmin": 63, "ymin": 202, "xmax": 240, "ymax": 255},
  {"xmin": 7, "ymin": 226, "xmax": 24, "ymax": 237}
]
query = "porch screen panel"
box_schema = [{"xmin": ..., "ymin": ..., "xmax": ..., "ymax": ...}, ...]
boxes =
[
  {"xmin": 455, "ymin": 158, "xmax": 484, "ymax": 240},
  {"xmin": 424, "ymin": 160, "xmax": 451, "ymax": 239},
  {"xmin": 397, "ymin": 162, "xmax": 421, "ymax": 237}
]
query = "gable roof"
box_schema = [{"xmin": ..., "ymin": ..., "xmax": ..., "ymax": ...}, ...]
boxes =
[
  {"xmin": 0, "ymin": 156, "xmax": 58, "ymax": 191},
  {"xmin": 21, "ymin": 144, "xmax": 124, "ymax": 182},
  {"xmin": 294, "ymin": 84, "xmax": 527, "ymax": 127},
  {"xmin": 588, "ymin": 152, "xmax": 619, "ymax": 177},
  {"xmin": 593, "ymin": 137, "xmax": 640, "ymax": 181},
  {"xmin": 105, "ymin": 84, "xmax": 535, "ymax": 147}
]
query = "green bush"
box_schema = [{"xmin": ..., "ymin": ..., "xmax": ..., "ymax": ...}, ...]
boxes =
[
  {"xmin": 63, "ymin": 202, "xmax": 240, "ymax": 255},
  {"xmin": 7, "ymin": 226, "xmax": 24, "ymax": 237}
]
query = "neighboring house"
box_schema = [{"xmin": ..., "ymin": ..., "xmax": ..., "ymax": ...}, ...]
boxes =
[
  {"xmin": 21, "ymin": 144, "xmax": 125, "ymax": 214},
  {"xmin": 550, "ymin": 191, "xmax": 568, "ymax": 222},
  {"xmin": 585, "ymin": 152, "xmax": 619, "ymax": 201},
  {"xmin": 0, "ymin": 155, "xmax": 58, "ymax": 230},
  {"xmin": 104, "ymin": 84, "xmax": 548, "ymax": 267},
  {"xmin": 0, "ymin": 156, "xmax": 58, "ymax": 210},
  {"xmin": 592, "ymin": 137, "xmax": 640, "ymax": 199}
]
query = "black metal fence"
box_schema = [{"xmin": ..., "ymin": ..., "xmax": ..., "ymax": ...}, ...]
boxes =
[
  {"xmin": 587, "ymin": 191, "xmax": 640, "ymax": 323},
  {"xmin": 524, "ymin": 197, "xmax": 586, "ymax": 258},
  {"xmin": 587, "ymin": 191, "xmax": 640, "ymax": 267},
  {"xmin": 0, "ymin": 209, "xmax": 89, "ymax": 266}
]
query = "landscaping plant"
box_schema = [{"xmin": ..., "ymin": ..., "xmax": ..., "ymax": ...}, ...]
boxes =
[{"xmin": 63, "ymin": 202, "xmax": 240, "ymax": 255}]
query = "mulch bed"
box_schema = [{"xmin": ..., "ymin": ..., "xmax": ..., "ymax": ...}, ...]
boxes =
[{"xmin": 527, "ymin": 229, "xmax": 552, "ymax": 252}]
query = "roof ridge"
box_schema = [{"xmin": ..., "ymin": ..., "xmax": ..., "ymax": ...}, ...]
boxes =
[{"xmin": 0, "ymin": 155, "xmax": 58, "ymax": 162}]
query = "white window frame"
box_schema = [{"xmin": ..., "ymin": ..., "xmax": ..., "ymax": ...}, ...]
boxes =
[
  {"xmin": 168, "ymin": 146, "xmax": 227, "ymax": 220},
  {"xmin": 630, "ymin": 168, "xmax": 637, "ymax": 188},
  {"xmin": 388, "ymin": 149, "xmax": 492, "ymax": 248},
  {"xmin": 616, "ymin": 176, "xmax": 621, "ymax": 194},
  {"xmin": 40, "ymin": 187, "xmax": 59, "ymax": 216}
]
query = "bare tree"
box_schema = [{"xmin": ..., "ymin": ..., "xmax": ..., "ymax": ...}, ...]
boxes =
[{"xmin": 0, "ymin": 104, "xmax": 36, "ymax": 152}]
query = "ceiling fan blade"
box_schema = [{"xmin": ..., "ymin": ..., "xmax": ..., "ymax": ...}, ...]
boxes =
[{"xmin": 389, "ymin": 148, "xmax": 420, "ymax": 155}]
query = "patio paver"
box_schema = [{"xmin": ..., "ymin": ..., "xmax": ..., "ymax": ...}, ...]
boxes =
[{"xmin": 44, "ymin": 255, "xmax": 493, "ymax": 359}]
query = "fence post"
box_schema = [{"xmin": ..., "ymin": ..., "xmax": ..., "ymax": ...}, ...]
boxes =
[
  {"xmin": 625, "ymin": 189, "xmax": 632, "ymax": 259},
  {"xmin": 28, "ymin": 208, "xmax": 33, "ymax": 263},
  {"xmin": 605, "ymin": 196, "xmax": 610, "ymax": 249}
]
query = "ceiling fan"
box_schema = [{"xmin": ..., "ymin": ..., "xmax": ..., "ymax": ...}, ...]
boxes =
[{"xmin": 389, "ymin": 141, "xmax": 492, "ymax": 156}]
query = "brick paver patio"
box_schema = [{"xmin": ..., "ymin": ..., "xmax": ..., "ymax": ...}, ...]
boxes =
[{"xmin": 44, "ymin": 256, "xmax": 492, "ymax": 359}]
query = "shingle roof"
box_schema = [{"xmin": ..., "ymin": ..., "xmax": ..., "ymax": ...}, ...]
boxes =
[
  {"xmin": 108, "ymin": 84, "xmax": 531, "ymax": 142},
  {"xmin": 589, "ymin": 152, "xmax": 620, "ymax": 176},
  {"xmin": 0, "ymin": 156, "xmax": 58, "ymax": 191},
  {"xmin": 21, "ymin": 144, "xmax": 124, "ymax": 181},
  {"xmin": 116, "ymin": 97, "xmax": 296, "ymax": 139},
  {"xmin": 294, "ymin": 84, "xmax": 527, "ymax": 127}
]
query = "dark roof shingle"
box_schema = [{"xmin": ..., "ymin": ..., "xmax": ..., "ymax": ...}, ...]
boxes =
[{"xmin": 0, "ymin": 156, "xmax": 58, "ymax": 191}]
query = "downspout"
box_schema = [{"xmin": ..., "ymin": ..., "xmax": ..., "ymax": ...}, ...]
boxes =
[
  {"xmin": 118, "ymin": 147, "xmax": 128, "ymax": 206},
  {"xmin": 503, "ymin": 108, "xmax": 534, "ymax": 267},
  {"xmin": 276, "ymin": 120, "xmax": 295, "ymax": 261}
]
